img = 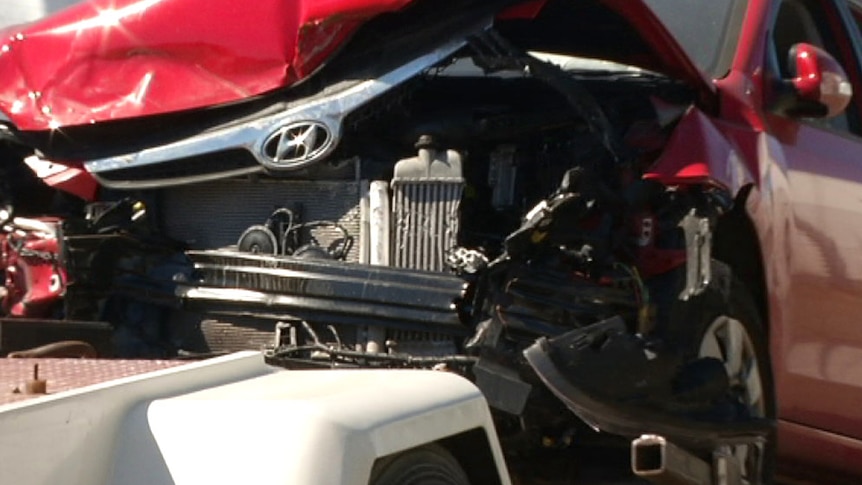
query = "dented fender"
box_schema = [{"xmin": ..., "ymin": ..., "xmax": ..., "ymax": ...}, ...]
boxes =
[{"xmin": 645, "ymin": 108, "xmax": 757, "ymax": 195}]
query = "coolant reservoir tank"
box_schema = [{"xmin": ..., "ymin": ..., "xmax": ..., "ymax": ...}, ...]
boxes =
[{"xmin": 393, "ymin": 135, "xmax": 463, "ymax": 180}]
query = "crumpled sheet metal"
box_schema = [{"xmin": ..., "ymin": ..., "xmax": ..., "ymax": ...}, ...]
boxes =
[{"xmin": 0, "ymin": 0, "xmax": 412, "ymax": 131}]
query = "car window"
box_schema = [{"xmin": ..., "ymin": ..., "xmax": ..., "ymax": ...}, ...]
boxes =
[
  {"xmin": 771, "ymin": 0, "xmax": 861, "ymax": 134},
  {"xmin": 847, "ymin": 3, "xmax": 862, "ymax": 61},
  {"xmin": 644, "ymin": 0, "xmax": 748, "ymax": 79}
]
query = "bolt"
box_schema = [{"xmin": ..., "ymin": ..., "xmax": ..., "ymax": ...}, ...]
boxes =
[{"xmin": 24, "ymin": 363, "xmax": 47, "ymax": 394}]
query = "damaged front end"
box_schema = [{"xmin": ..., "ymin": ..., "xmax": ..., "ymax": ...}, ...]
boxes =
[{"xmin": 0, "ymin": 0, "xmax": 769, "ymax": 482}]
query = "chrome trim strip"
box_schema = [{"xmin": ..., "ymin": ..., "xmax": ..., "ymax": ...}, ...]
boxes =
[
  {"xmin": 84, "ymin": 22, "xmax": 489, "ymax": 185},
  {"xmin": 91, "ymin": 164, "xmax": 264, "ymax": 190}
]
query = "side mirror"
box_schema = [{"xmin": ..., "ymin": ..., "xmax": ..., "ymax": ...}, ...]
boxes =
[{"xmin": 777, "ymin": 43, "xmax": 853, "ymax": 119}]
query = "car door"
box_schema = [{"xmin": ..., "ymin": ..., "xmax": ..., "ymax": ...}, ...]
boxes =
[{"xmin": 763, "ymin": 0, "xmax": 862, "ymax": 441}]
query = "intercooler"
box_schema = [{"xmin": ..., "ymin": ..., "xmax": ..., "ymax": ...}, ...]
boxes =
[
  {"xmin": 391, "ymin": 182, "xmax": 463, "ymax": 271},
  {"xmin": 390, "ymin": 141, "xmax": 465, "ymax": 272}
]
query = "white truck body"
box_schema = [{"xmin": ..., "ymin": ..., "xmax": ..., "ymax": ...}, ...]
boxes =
[{"xmin": 0, "ymin": 352, "xmax": 511, "ymax": 485}]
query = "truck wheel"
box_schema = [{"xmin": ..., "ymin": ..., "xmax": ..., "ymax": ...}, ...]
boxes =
[
  {"xmin": 668, "ymin": 261, "xmax": 775, "ymax": 484},
  {"xmin": 370, "ymin": 444, "xmax": 471, "ymax": 485}
]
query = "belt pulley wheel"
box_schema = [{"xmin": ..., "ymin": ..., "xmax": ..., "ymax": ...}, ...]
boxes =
[{"xmin": 237, "ymin": 225, "xmax": 278, "ymax": 255}]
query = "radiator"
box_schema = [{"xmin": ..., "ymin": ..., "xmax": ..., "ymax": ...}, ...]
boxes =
[{"xmin": 157, "ymin": 178, "xmax": 365, "ymax": 262}]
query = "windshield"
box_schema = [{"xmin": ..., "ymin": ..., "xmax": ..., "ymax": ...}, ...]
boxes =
[{"xmin": 644, "ymin": 0, "xmax": 749, "ymax": 78}]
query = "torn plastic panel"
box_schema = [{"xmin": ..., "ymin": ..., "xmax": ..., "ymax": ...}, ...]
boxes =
[
  {"xmin": 523, "ymin": 320, "xmax": 772, "ymax": 447},
  {"xmin": 526, "ymin": 332, "xmax": 772, "ymax": 484}
]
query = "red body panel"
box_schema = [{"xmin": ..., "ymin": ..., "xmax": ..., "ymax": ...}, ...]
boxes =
[
  {"xmin": 646, "ymin": 0, "xmax": 862, "ymax": 475},
  {"xmin": 0, "ymin": 0, "xmax": 412, "ymax": 131},
  {"xmin": 0, "ymin": 0, "xmax": 714, "ymax": 133},
  {"xmin": 644, "ymin": 108, "xmax": 756, "ymax": 190},
  {"xmin": 24, "ymin": 157, "xmax": 99, "ymax": 201},
  {"xmin": 1, "ymin": 220, "xmax": 65, "ymax": 317},
  {"xmin": 634, "ymin": 0, "xmax": 862, "ymax": 474}
]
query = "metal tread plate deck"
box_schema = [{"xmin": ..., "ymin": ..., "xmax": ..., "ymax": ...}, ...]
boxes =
[{"xmin": 0, "ymin": 358, "xmax": 186, "ymax": 405}]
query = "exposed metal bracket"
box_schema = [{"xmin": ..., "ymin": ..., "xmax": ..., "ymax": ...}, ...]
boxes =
[
  {"xmin": 632, "ymin": 434, "xmax": 748, "ymax": 485},
  {"xmin": 678, "ymin": 210, "xmax": 712, "ymax": 301}
]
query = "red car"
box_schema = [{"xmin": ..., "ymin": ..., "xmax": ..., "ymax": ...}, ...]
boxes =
[{"xmin": 1, "ymin": 0, "xmax": 861, "ymax": 483}]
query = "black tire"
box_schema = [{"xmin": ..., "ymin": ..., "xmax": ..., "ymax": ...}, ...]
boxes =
[
  {"xmin": 369, "ymin": 444, "xmax": 471, "ymax": 485},
  {"xmin": 665, "ymin": 261, "xmax": 776, "ymax": 484}
]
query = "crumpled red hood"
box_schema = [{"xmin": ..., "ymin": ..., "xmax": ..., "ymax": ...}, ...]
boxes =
[
  {"xmin": 0, "ymin": 0, "xmax": 713, "ymax": 133},
  {"xmin": 0, "ymin": 0, "xmax": 412, "ymax": 131}
]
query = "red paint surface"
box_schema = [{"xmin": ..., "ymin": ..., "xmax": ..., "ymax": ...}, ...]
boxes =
[
  {"xmin": 497, "ymin": 0, "xmax": 549, "ymax": 20},
  {"xmin": 24, "ymin": 158, "xmax": 99, "ymax": 202},
  {"xmin": 0, "ymin": 0, "xmax": 411, "ymax": 131},
  {"xmin": 644, "ymin": 0, "xmax": 862, "ymax": 473},
  {"xmin": 718, "ymin": 1, "xmax": 862, "ymax": 475},
  {"xmin": 1, "ymin": 220, "xmax": 65, "ymax": 317},
  {"xmin": 644, "ymin": 108, "xmax": 754, "ymax": 190},
  {"xmin": 0, "ymin": 0, "xmax": 716, "ymax": 132},
  {"xmin": 792, "ymin": 45, "xmax": 824, "ymax": 100},
  {"xmin": 777, "ymin": 420, "xmax": 862, "ymax": 483}
]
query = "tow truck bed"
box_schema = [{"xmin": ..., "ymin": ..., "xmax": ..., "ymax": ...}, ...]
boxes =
[{"xmin": 0, "ymin": 358, "xmax": 188, "ymax": 404}]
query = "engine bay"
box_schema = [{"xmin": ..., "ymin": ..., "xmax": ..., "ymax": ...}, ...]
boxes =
[{"xmin": 0, "ymin": 23, "xmax": 771, "ymax": 480}]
